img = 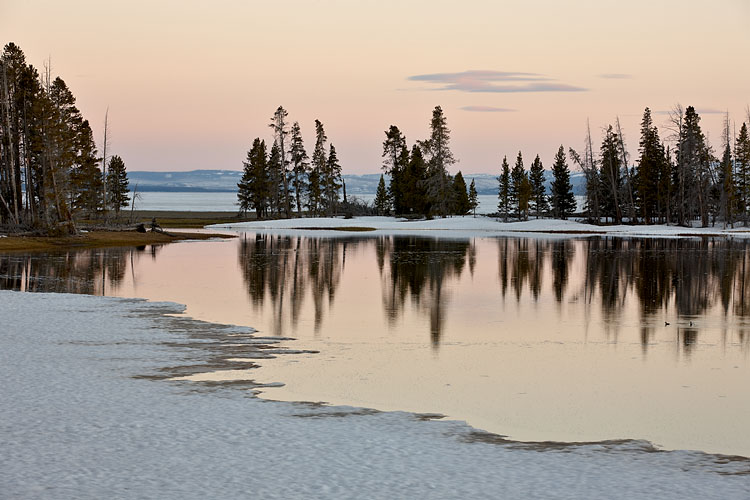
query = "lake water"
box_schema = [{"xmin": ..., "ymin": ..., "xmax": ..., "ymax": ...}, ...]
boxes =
[{"xmin": 3, "ymin": 234, "xmax": 749, "ymax": 456}]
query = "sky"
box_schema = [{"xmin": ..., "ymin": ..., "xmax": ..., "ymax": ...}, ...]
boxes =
[{"xmin": 2, "ymin": 0, "xmax": 749, "ymax": 174}]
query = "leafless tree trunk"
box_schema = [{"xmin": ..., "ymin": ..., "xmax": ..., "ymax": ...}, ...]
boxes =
[{"xmin": 101, "ymin": 107, "xmax": 110, "ymax": 216}]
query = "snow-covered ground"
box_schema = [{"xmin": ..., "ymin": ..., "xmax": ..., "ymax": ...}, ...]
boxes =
[
  {"xmin": 209, "ymin": 215, "xmax": 750, "ymax": 239},
  {"xmin": 2, "ymin": 290, "xmax": 748, "ymax": 499}
]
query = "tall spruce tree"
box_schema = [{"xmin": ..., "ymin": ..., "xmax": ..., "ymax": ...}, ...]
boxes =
[
  {"xmin": 498, "ymin": 155, "xmax": 511, "ymax": 222},
  {"xmin": 419, "ymin": 106, "xmax": 456, "ymax": 217},
  {"xmin": 599, "ymin": 125, "xmax": 622, "ymax": 223},
  {"xmin": 636, "ymin": 108, "xmax": 664, "ymax": 223},
  {"xmin": 676, "ymin": 106, "xmax": 711, "ymax": 227},
  {"xmin": 238, "ymin": 138, "xmax": 269, "ymax": 219},
  {"xmin": 309, "ymin": 119, "xmax": 327, "ymax": 217},
  {"xmin": 510, "ymin": 151, "xmax": 526, "ymax": 219},
  {"xmin": 324, "ymin": 143, "xmax": 342, "ymax": 216},
  {"xmin": 105, "ymin": 155, "xmax": 129, "ymax": 215},
  {"xmin": 382, "ymin": 125, "xmax": 408, "ymax": 213},
  {"xmin": 718, "ymin": 114, "xmax": 734, "ymax": 227},
  {"xmin": 267, "ymin": 142, "xmax": 283, "ymax": 216},
  {"xmin": 289, "ymin": 121, "xmax": 308, "ymax": 217},
  {"xmin": 269, "ymin": 106, "xmax": 292, "ymax": 217},
  {"xmin": 70, "ymin": 119, "xmax": 103, "ymax": 216},
  {"xmin": 468, "ymin": 178, "xmax": 479, "ymax": 217},
  {"xmin": 551, "ymin": 145, "xmax": 576, "ymax": 219},
  {"xmin": 403, "ymin": 144, "xmax": 428, "ymax": 215},
  {"xmin": 529, "ymin": 154, "xmax": 548, "ymax": 218},
  {"xmin": 735, "ymin": 123, "xmax": 750, "ymax": 225},
  {"xmin": 374, "ymin": 174, "xmax": 390, "ymax": 215},
  {"xmin": 451, "ymin": 171, "xmax": 470, "ymax": 215}
]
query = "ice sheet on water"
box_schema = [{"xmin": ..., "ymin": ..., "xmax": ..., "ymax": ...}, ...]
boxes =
[{"xmin": 1, "ymin": 290, "xmax": 748, "ymax": 499}]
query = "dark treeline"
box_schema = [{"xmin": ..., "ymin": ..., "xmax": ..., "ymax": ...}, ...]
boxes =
[
  {"xmin": 497, "ymin": 106, "xmax": 750, "ymax": 226},
  {"xmin": 238, "ymin": 107, "xmax": 354, "ymax": 219},
  {"xmin": 0, "ymin": 42, "xmax": 130, "ymax": 232},
  {"xmin": 377, "ymin": 106, "xmax": 477, "ymax": 218}
]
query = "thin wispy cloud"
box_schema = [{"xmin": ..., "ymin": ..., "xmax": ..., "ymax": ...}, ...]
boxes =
[
  {"xmin": 599, "ymin": 73, "xmax": 632, "ymax": 79},
  {"xmin": 461, "ymin": 106, "xmax": 516, "ymax": 113},
  {"xmin": 408, "ymin": 70, "xmax": 587, "ymax": 93}
]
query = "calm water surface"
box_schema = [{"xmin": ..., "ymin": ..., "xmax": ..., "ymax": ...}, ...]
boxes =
[{"xmin": 3, "ymin": 233, "xmax": 750, "ymax": 455}]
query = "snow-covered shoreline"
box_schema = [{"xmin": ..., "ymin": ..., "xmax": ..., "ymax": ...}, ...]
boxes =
[
  {"xmin": 209, "ymin": 215, "xmax": 750, "ymax": 239},
  {"xmin": 2, "ymin": 289, "xmax": 748, "ymax": 499}
]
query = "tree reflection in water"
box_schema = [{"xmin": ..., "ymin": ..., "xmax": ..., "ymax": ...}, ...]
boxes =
[
  {"xmin": 3, "ymin": 235, "xmax": 750, "ymax": 352},
  {"xmin": 0, "ymin": 245, "xmax": 159, "ymax": 296}
]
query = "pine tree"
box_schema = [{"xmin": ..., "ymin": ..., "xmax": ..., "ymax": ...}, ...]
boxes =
[
  {"xmin": 419, "ymin": 106, "xmax": 456, "ymax": 217},
  {"xmin": 309, "ymin": 119, "xmax": 327, "ymax": 217},
  {"xmin": 269, "ymin": 106, "xmax": 292, "ymax": 217},
  {"xmin": 382, "ymin": 125, "xmax": 408, "ymax": 214},
  {"xmin": 599, "ymin": 125, "xmax": 622, "ymax": 223},
  {"xmin": 529, "ymin": 154, "xmax": 548, "ymax": 218},
  {"xmin": 238, "ymin": 138, "xmax": 269, "ymax": 219},
  {"xmin": 323, "ymin": 143, "xmax": 342, "ymax": 216},
  {"xmin": 676, "ymin": 106, "xmax": 711, "ymax": 227},
  {"xmin": 374, "ymin": 174, "xmax": 390, "ymax": 215},
  {"xmin": 452, "ymin": 171, "xmax": 470, "ymax": 215},
  {"xmin": 468, "ymin": 178, "xmax": 479, "ymax": 217},
  {"xmin": 636, "ymin": 108, "xmax": 664, "ymax": 223},
  {"xmin": 498, "ymin": 156, "xmax": 510, "ymax": 222},
  {"xmin": 289, "ymin": 121, "xmax": 308, "ymax": 217},
  {"xmin": 510, "ymin": 151, "xmax": 526, "ymax": 219},
  {"xmin": 551, "ymin": 145, "xmax": 576, "ymax": 219},
  {"xmin": 105, "ymin": 155, "xmax": 129, "ymax": 215},
  {"xmin": 718, "ymin": 114, "xmax": 734, "ymax": 227},
  {"xmin": 735, "ymin": 123, "xmax": 750, "ymax": 225},
  {"xmin": 71, "ymin": 119, "xmax": 103, "ymax": 216},
  {"xmin": 403, "ymin": 144, "xmax": 428, "ymax": 215},
  {"xmin": 267, "ymin": 142, "xmax": 283, "ymax": 216}
]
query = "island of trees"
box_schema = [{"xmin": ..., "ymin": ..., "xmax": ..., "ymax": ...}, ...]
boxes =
[
  {"xmin": 239, "ymin": 102, "xmax": 750, "ymax": 228},
  {"xmin": 0, "ymin": 42, "xmax": 130, "ymax": 234}
]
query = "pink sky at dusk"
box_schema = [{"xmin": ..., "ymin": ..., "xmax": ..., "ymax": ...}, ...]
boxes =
[{"xmin": 2, "ymin": 0, "xmax": 748, "ymax": 174}]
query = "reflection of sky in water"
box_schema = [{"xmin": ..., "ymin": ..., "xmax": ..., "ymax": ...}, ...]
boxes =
[{"xmin": 2, "ymin": 235, "xmax": 750, "ymax": 456}]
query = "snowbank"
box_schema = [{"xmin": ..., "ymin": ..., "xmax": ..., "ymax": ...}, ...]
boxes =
[
  {"xmin": 209, "ymin": 216, "xmax": 750, "ymax": 238},
  {"xmin": 1, "ymin": 290, "xmax": 748, "ymax": 499}
]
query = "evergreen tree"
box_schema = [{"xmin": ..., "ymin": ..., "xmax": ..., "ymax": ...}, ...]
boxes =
[
  {"xmin": 419, "ymin": 106, "xmax": 456, "ymax": 217},
  {"xmin": 498, "ymin": 156, "xmax": 510, "ymax": 222},
  {"xmin": 382, "ymin": 125, "xmax": 408, "ymax": 213},
  {"xmin": 70, "ymin": 119, "xmax": 103, "ymax": 216},
  {"xmin": 267, "ymin": 142, "xmax": 283, "ymax": 216},
  {"xmin": 309, "ymin": 119, "xmax": 327, "ymax": 217},
  {"xmin": 468, "ymin": 178, "xmax": 479, "ymax": 217},
  {"xmin": 676, "ymin": 106, "xmax": 711, "ymax": 227},
  {"xmin": 269, "ymin": 106, "xmax": 292, "ymax": 217},
  {"xmin": 289, "ymin": 121, "xmax": 309, "ymax": 217},
  {"xmin": 374, "ymin": 174, "xmax": 390, "ymax": 215},
  {"xmin": 323, "ymin": 143, "xmax": 342, "ymax": 215},
  {"xmin": 735, "ymin": 123, "xmax": 750, "ymax": 225},
  {"xmin": 238, "ymin": 138, "xmax": 269, "ymax": 219},
  {"xmin": 403, "ymin": 144, "xmax": 428, "ymax": 215},
  {"xmin": 510, "ymin": 151, "xmax": 526, "ymax": 219},
  {"xmin": 636, "ymin": 108, "xmax": 664, "ymax": 223},
  {"xmin": 529, "ymin": 154, "xmax": 548, "ymax": 218},
  {"xmin": 599, "ymin": 125, "xmax": 623, "ymax": 223},
  {"xmin": 451, "ymin": 171, "xmax": 470, "ymax": 215},
  {"xmin": 105, "ymin": 155, "xmax": 129, "ymax": 215},
  {"xmin": 550, "ymin": 145, "xmax": 576, "ymax": 219},
  {"xmin": 718, "ymin": 114, "xmax": 734, "ymax": 227}
]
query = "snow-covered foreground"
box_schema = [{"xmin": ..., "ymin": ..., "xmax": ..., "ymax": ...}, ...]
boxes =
[
  {"xmin": 1, "ymin": 291, "xmax": 748, "ymax": 499},
  {"xmin": 210, "ymin": 215, "xmax": 750, "ymax": 238}
]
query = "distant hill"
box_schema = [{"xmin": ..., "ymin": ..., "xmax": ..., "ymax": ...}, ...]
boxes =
[{"xmin": 128, "ymin": 169, "xmax": 587, "ymax": 195}]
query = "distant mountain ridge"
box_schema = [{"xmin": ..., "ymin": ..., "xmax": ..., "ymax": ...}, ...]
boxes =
[{"xmin": 128, "ymin": 170, "xmax": 586, "ymax": 195}]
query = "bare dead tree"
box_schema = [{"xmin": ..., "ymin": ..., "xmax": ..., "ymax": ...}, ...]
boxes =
[{"xmin": 101, "ymin": 107, "xmax": 110, "ymax": 216}]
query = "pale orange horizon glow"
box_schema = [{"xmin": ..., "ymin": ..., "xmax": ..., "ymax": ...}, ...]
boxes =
[{"xmin": 2, "ymin": 0, "xmax": 748, "ymax": 174}]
